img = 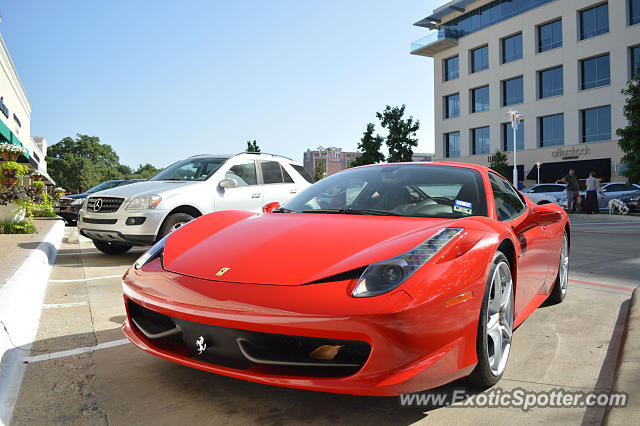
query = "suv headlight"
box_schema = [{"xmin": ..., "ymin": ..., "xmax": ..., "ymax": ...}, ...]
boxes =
[
  {"xmin": 352, "ymin": 228, "xmax": 463, "ymax": 298},
  {"xmin": 71, "ymin": 198, "xmax": 84, "ymax": 206},
  {"xmin": 135, "ymin": 235, "xmax": 168, "ymax": 270},
  {"xmin": 126, "ymin": 195, "xmax": 162, "ymax": 210}
]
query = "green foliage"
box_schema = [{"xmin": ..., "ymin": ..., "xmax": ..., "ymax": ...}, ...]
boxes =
[
  {"xmin": 46, "ymin": 134, "xmax": 121, "ymax": 193},
  {"xmin": 1, "ymin": 161, "xmax": 30, "ymax": 175},
  {"xmin": 352, "ymin": 123, "xmax": 385, "ymax": 167},
  {"xmin": 616, "ymin": 68, "xmax": 640, "ymax": 184},
  {"xmin": 490, "ymin": 151, "xmax": 510, "ymax": 178},
  {"xmin": 376, "ymin": 105, "xmax": 420, "ymax": 163},
  {"xmin": 314, "ymin": 159, "xmax": 325, "ymax": 182},
  {"xmin": 246, "ymin": 140, "xmax": 261, "ymax": 153},
  {"xmin": 0, "ymin": 220, "xmax": 35, "ymax": 234},
  {"xmin": 131, "ymin": 163, "xmax": 160, "ymax": 179}
]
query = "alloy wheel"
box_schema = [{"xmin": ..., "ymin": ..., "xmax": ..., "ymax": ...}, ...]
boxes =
[
  {"xmin": 486, "ymin": 261, "xmax": 514, "ymax": 376},
  {"xmin": 559, "ymin": 235, "xmax": 569, "ymax": 295}
]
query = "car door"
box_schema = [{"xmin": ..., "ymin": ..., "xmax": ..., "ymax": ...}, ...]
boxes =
[
  {"xmin": 259, "ymin": 160, "xmax": 298, "ymax": 205},
  {"xmin": 603, "ymin": 184, "xmax": 638, "ymax": 208},
  {"xmin": 214, "ymin": 160, "xmax": 263, "ymax": 212},
  {"xmin": 489, "ymin": 173, "xmax": 551, "ymax": 317}
]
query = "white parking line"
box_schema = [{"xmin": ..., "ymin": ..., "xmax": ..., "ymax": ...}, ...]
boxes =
[
  {"xmin": 571, "ymin": 221, "xmax": 639, "ymax": 226},
  {"xmin": 24, "ymin": 339, "xmax": 131, "ymax": 364},
  {"xmin": 48, "ymin": 274, "xmax": 122, "ymax": 283},
  {"xmin": 42, "ymin": 302, "xmax": 88, "ymax": 309}
]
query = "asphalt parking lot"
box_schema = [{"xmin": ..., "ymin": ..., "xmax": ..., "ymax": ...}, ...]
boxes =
[{"xmin": 8, "ymin": 214, "xmax": 640, "ymax": 425}]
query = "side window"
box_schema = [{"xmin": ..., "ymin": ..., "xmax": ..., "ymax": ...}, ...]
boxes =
[
  {"xmin": 549, "ymin": 185, "xmax": 565, "ymax": 193},
  {"xmin": 489, "ymin": 173, "xmax": 526, "ymax": 221},
  {"xmin": 291, "ymin": 164, "xmax": 313, "ymax": 183},
  {"xmin": 225, "ymin": 161, "xmax": 257, "ymax": 186},
  {"xmin": 281, "ymin": 165, "xmax": 294, "ymax": 183},
  {"xmin": 260, "ymin": 161, "xmax": 284, "ymax": 184}
]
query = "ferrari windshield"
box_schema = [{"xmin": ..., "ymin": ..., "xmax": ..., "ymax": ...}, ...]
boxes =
[
  {"xmin": 281, "ymin": 164, "xmax": 488, "ymax": 218},
  {"xmin": 149, "ymin": 157, "xmax": 227, "ymax": 181}
]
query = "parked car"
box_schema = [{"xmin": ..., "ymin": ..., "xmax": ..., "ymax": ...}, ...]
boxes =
[
  {"xmin": 618, "ymin": 191, "xmax": 640, "ymax": 213},
  {"xmin": 122, "ymin": 162, "xmax": 569, "ymax": 395},
  {"xmin": 78, "ymin": 153, "xmax": 313, "ymax": 254},
  {"xmin": 521, "ymin": 183, "xmax": 568, "ymax": 208},
  {"xmin": 578, "ymin": 182, "xmax": 640, "ymax": 210},
  {"xmin": 55, "ymin": 179, "xmax": 143, "ymax": 224}
]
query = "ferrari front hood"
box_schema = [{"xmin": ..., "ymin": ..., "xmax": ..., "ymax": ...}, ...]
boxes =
[{"xmin": 162, "ymin": 210, "xmax": 455, "ymax": 285}]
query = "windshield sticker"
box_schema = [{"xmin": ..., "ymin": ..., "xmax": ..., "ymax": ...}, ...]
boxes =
[{"xmin": 454, "ymin": 200, "xmax": 472, "ymax": 215}]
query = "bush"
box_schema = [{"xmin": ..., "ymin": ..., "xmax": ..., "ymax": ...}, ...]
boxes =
[{"xmin": 0, "ymin": 220, "xmax": 36, "ymax": 234}]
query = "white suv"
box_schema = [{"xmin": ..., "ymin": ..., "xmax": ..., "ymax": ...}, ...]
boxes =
[{"xmin": 78, "ymin": 153, "xmax": 312, "ymax": 254}]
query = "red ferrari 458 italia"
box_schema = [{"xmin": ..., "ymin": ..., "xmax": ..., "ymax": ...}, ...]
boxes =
[{"xmin": 122, "ymin": 162, "xmax": 569, "ymax": 396}]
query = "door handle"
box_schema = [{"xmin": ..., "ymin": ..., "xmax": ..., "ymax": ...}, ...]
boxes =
[
  {"xmin": 290, "ymin": 189, "xmax": 298, "ymax": 194},
  {"xmin": 252, "ymin": 193, "xmax": 261, "ymax": 198}
]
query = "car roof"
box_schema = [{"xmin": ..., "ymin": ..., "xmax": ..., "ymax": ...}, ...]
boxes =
[
  {"xmin": 187, "ymin": 152, "xmax": 301, "ymax": 165},
  {"xmin": 352, "ymin": 161, "xmax": 493, "ymax": 174}
]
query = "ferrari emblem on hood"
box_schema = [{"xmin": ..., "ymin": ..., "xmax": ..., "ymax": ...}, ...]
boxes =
[
  {"xmin": 216, "ymin": 267, "xmax": 231, "ymax": 276},
  {"xmin": 196, "ymin": 336, "xmax": 207, "ymax": 355}
]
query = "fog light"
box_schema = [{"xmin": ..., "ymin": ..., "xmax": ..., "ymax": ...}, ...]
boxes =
[{"xmin": 126, "ymin": 217, "xmax": 146, "ymax": 226}]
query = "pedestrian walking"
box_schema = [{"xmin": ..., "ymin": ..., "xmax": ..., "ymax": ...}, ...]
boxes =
[
  {"xmin": 561, "ymin": 169, "xmax": 579, "ymax": 212},
  {"xmin": 584, "ymin": 171, "xmax": 605, "ymax": 214}
]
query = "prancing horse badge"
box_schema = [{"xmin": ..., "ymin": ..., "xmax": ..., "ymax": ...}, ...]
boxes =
[{"xmin": 216, "ymin": 267, "xmax": 231, "ymax": 276}]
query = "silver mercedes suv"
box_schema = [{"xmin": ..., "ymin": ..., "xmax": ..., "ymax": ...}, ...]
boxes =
[{"xmin": 78, "ymin": 152, "xmax": 312, "ymax": 254}]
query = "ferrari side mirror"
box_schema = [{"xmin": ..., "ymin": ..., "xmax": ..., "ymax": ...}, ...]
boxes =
[
  {"xmin": 262, "ymin": 202, "xmax": 280, "ymax": 213},
  {"xmin": 512, "ymin": 205, "xmax": 563, "ymax": 235}
]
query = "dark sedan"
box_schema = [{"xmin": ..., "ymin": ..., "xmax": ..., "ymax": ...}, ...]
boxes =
[
  {"xmin": 55, "ymin": 179, "xmax": 143, "ymax": 224},
  {"xmin": 619, "ymin": 191, "xmax": 640, "ymax": 213}
]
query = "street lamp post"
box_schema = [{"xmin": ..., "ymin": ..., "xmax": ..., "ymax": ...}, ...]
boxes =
[
  {"xmin": 507, "ymin": 109, "xmax": 523, "ymax": 187},
  {"xmin": 536, "ymin": 161, "xmax": 542, "ymax": 185}
]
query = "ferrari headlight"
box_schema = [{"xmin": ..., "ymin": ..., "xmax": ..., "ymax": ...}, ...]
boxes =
[
  {"xmin": 126, "ymin": 194, "xmax": 162, "ymax": 210},
  {"xmin": 352, "ymin": 228, "xmax": 463, "ymax": 298},
  {"xmin": 135, "ymin": 235, "xmax": 168, "ymax": 270}
]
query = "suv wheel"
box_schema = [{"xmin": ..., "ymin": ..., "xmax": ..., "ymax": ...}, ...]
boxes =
[
  {"xmin": 158, "ymin": 213, "xmax": 194, "ymax": 239},
  {"xmin": 92, "ymin": 239, "xmax": 133, "ymax": 254}
]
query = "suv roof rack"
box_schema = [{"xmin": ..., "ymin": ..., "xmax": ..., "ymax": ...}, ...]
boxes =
[{"xmin": 237, "ymin": 151, "xmax": 295, "ymax": 162}]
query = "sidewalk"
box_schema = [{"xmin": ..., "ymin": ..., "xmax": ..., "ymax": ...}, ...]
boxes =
[{"xmin": 0, "ymin": 218, "xmax": 64, "ymax": 286}]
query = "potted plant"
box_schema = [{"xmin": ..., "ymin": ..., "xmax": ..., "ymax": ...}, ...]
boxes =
[
  {"xmin": 31, "ymin": 170, "xmax": 44, "ymax": 181},
  {"xmin": 0, "ymin": 186, "xmax": 27, "ymax": 222},
  {"xmin": 1, "ymin": 161, "xmax": 29, "ymax": 187},
  {"xmin": 0, "ymin": 143, "xmax": 26, "ymax": 161}
]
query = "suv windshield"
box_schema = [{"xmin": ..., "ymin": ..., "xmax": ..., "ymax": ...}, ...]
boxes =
[
  {"xmin": 282, "ymin": 164, "xmax": 488, "ymax": 218},
  {"xmin": 149, "ymin": 157, "xmax": 227, "ymax": 181},
  {"xmin": 86, "ymin": 180, "xmax": 122, "ymax": 194}
]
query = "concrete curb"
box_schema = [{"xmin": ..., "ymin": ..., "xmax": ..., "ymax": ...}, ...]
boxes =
[
  {"xmin": 0, "ymin": 220, "xmax": 65, "ymax": 425},
  {"xmin": 605, "ymin": 286, "xmax": 640, "ymax": 425}
]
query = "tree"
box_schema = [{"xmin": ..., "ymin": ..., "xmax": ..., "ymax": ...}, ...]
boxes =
[
  {"xmin": 132, "ymin": 163, "xmax": 160, "ymax": 179},
  {"xmin": 490, "ymin": 151, "xmax": 510, "ymax": 179},
  {"xmin": 46, "ymin": 134, "xmax": 121, "ymax": 193},
  {"xmin": 376, "ymin": 105, "xmax": 420, "ymax": 163},
  {"xmin": 246, "ymin": 140, "xmax": 261, "ymax": 153},
  {"xmin": 616, "ymin": 67, "xmax": 640, "ymax": 184},
  {"xmin": 351, "ymin": 123, "xmax": 385, "ymax": 167},
  {"xmin": 314, "ymin": 159, "xmax": 325, "ymax": 182}
]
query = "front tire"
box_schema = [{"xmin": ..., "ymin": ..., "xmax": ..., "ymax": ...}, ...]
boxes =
[
  {"xmin": 158, "ymin": 213, "xmax": 194, "ymax": 240},
  {"xmin": 92, "ymin": 239, "xmax": 133, "ymax": 254},
  {"xmin": 548, "ymin": 231, "xmax": 569, "ymax": 304},
  {"xmin": 468, "ymin": 251, "xmax": 514, "ymax": 388}
]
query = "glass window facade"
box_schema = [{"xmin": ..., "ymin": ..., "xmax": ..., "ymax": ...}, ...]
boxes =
[
  {"xmin": 445, "ymin": 94, "xmax": 460, "ymax": 118},
  {"xmin": 632, "ymin": 0, "xmax": 640, "ymax": 25},
  {"xmin": 632, "ymin": 46, "xmax": 640, "ymax": 76},
  {"xmin": 582, "ymin": 106, "xmax": 611, "ymax": 142},
  {"xmin": 444, "ymin": 56, "xmax": 459, "ymax": 81},
  {"xmin": 503, "ymin": 76, "xmax": 523, "ymax": 106},
  {"xmin": 471, "ymin": 86, "xmax": 490, "ymax": 113},
  {"xmin": 445, "ymin": 132, "xmax": 460, "ymax": 158},
  {"xmin": 502, "ymin": 33, "xmax": 523, "ymax": 63},
  {"xmin": 539, "ymin": 114, "xmax": 564, "ymax": 147},
  {"xmin": 437, "ymin": 0, "xmax": 556, "ymax": 39},
  {"xmin": 581, "ymin": 54, "xmax": 610, "ymax": 90},
  {"xmin": 472, "ymin": 126, "xmax": 491, "ymax": 155},
  {"xmin": 503, "ymin": 121, "xmax": 525, "ymax": 151},
  {"xmin": 580, "ymin": 3, "xmax": 609, "ymax": 40},
  {"xmin": 538, "ymin": 19, "xmax": 562, "ymax": 52},
  {"xmin": 471, "ymin": 46, "xmax": 489, "ymax": 73},
  {"xmin": 539, "ymin": 66, "xmax": 563, "ymax": 98}
]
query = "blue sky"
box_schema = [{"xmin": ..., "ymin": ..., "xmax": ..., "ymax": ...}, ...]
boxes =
[{"xmin": 1, "ymin": 1, "xmax": 438, "ymax": 169}]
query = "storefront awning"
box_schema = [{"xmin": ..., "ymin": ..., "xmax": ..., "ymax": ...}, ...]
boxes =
[
  {"xmin": 526, "ymin": 158, "xmax": 611, "ymax": 182},
  {"xmin": 0, "ymin": 118, "xmax": 29, "ymax": 160}
]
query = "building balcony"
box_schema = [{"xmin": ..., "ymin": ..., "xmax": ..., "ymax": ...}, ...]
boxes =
[{"xmin": 410, "ymin": 30, "xmax": 459, "ymax": 57}]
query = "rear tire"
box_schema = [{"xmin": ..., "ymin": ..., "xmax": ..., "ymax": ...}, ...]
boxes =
[
  {"xmin": 468, "ymin": 251, "xmax": 514, "ymax": 388},
  {"xmin": 92, "ymin": 239, "xmax": 132, "ymax": 254},
  {"xmin": 548, "ymin": 231, "xmax": 569, "ymax": 304},
  {"xmin": 158, "ymin": 213, "xmax": 194, "ymax": 240}
]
